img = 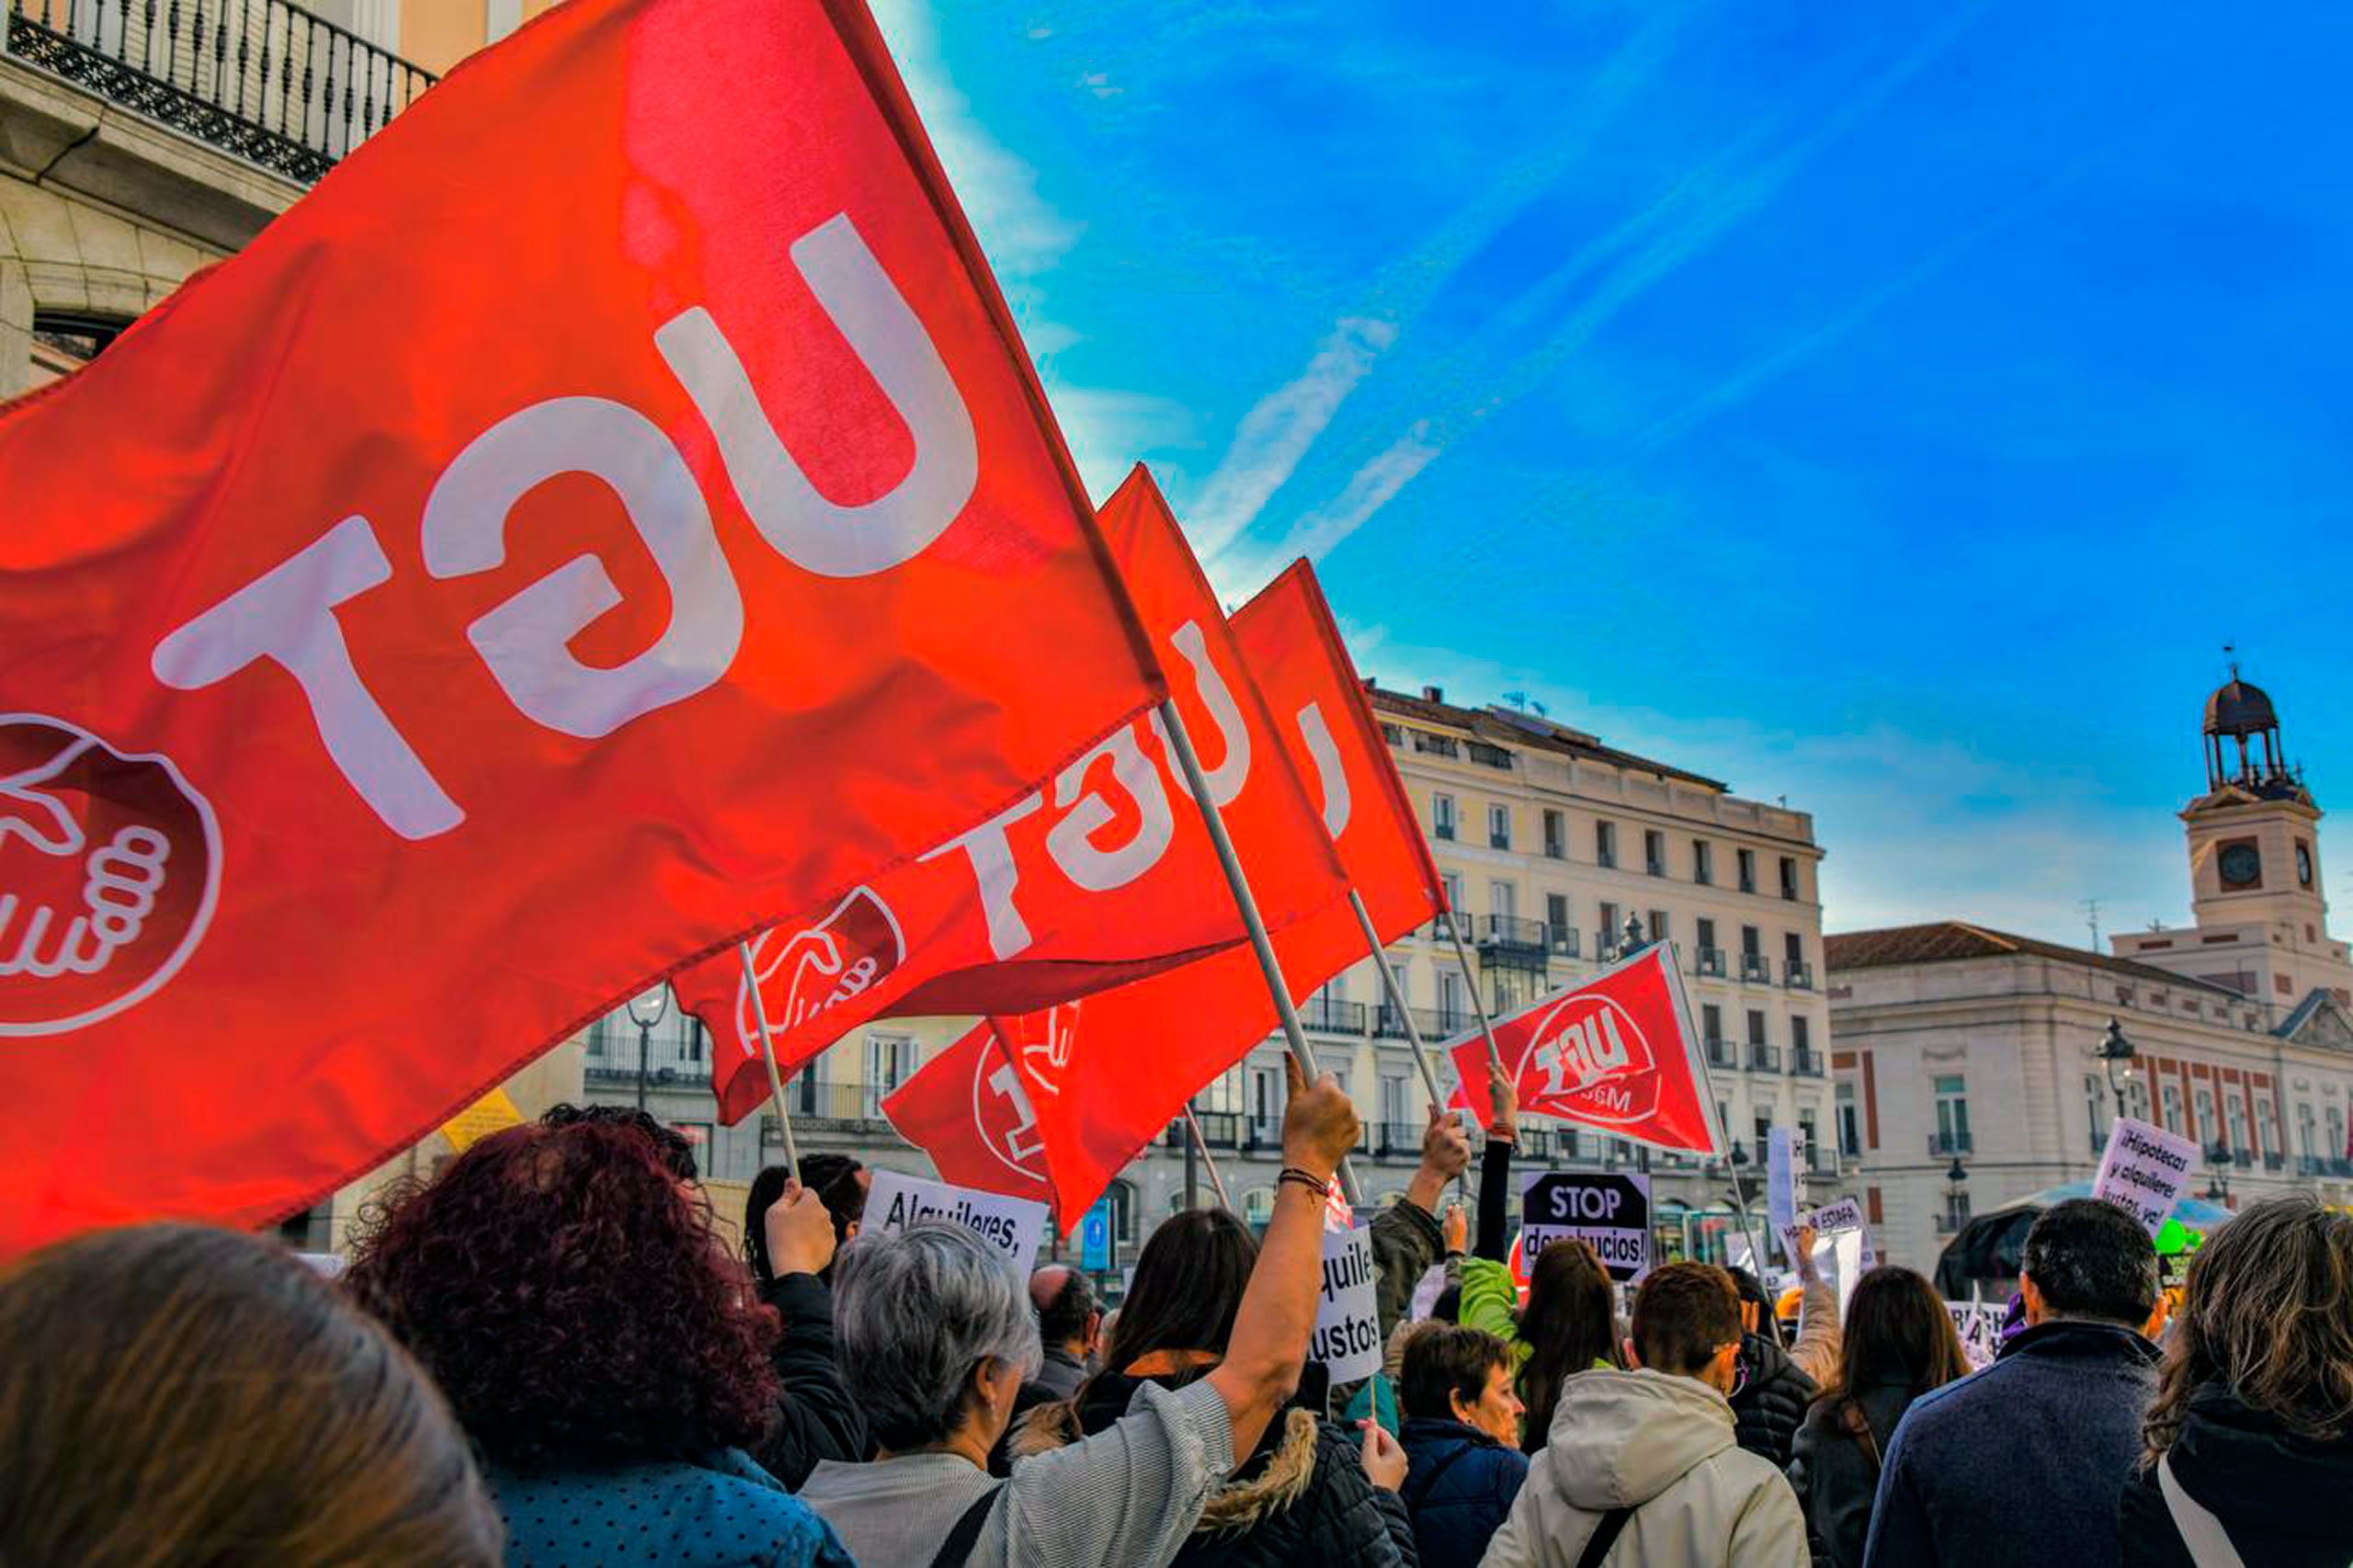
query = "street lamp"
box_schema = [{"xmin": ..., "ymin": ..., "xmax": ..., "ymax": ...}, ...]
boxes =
[
  {"xmin": 2096, "ymin": 1017, "xmax": 2137, "ymax": 1122},
  {"xmin": 626, "ymin": 983, "xmax": 670, "ymax": 1112},
  {"xmin": 1945, "ymin": 1155, "xmax": 1968, "ymax": 1233},
  {"xmin": 1622, "ymin": 913, "xmax": 1647, "ymax": 955},
  {"xmin": 2202, "ymin": 1141, "xmax": 2232, "ymax": 1204}
]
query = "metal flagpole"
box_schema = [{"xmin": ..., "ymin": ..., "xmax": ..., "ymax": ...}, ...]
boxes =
[
  {"xmin": 1443, "ymin": 913, "xmax": 1510, "ymax": 1077},
  {"xmin": 1184, "ymin": 1106, "xmax": 1234, "ymax": 1210},
  {"xmin": 1348, "ymin": 889, "xmax": 1445, "ymax": 1107},
  {"xmin": 1157, "ymin": 696, "xmax": 1363, "ymax": 1207},
  {"xmin": 738, "ymin": 940, "xmax": 802, "ymax": 1175},
  {"xmin": 1654, "ymin": 935, "xmax": 1772, "ymax": 1274}
]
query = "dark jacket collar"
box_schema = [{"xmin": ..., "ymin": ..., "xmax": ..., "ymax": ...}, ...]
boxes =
[
  {"xmin": 1400, "ymin": 1415, "xmax": 1499, "ymax": 1450},
  {"xmin": 2170, "ymin": 1381, "xmax": 2353, "ymax": 1539},
  {"xmin": 1995, "ymin": 1318, "xmax": 2159, "ymax": 1368}
]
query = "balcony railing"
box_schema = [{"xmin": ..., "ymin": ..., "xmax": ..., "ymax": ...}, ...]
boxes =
[
  {"xmin": 1695, "ymin": 948, "xmax": 1727, "ymax": 978},
  {"xmin": 1928, "ymin": 1130, "xmax": 1974, "ymax": 1156},
  {"xmin": 1791, "ymin": 1047, "xmax": 1825, "ymax": 1077},
  {"xmin": 1465, "ymin": 741, "xmax": 1514, "ymax": 769},
  {"xmin": 1547, "ymin": 926, "xmax": 1581, "ymax": 960},
  {"xmin": 1374, "ymin": 1003, "xmax": 1443, "ymax": 1040},
  {"xmin": 1706, "ymin": 1039, "xmax": 1736, "ymax": 1070},
  {"xmin": 1300, "ymin": 996, "xmax": 1367, "ymax": 1035},
  {"xmin": 2297, "ymin": 1154, "xmax": 2327, "ymax": 1177},
  {"xmin": 1740, "ymin": 953, "xmax": 1773, "ymax": 983},
  {"xmin": 1746, "ymin": 1042, "xmax": 1781, "ymax": 1073},
  {"xmin": 6, "ymin": 0, "xmax": 437, "ymax": 184},
  {"xmin": 1785, "ymin": 961, "xmax": 1815, "ymax": 990},
  {"xmin": 2264, "ymin": 1152, "xmax": 2285, "ymax": 1172},
  {"xmin": 1478, "ymin": 915, "xmax": 1549, "ymax": 956},
  {"xmin": 1593, "ymin": 931, "xmax": 1622, "ymax": 962}
]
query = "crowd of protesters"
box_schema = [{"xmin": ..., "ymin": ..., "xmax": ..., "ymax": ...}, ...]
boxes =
[{"xmin": 3, "ymin": 1062, "xmax": 2350, "ymax": 1567}]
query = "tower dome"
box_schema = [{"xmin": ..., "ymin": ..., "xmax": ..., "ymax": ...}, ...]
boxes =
[
  {"xmin": 2203, "ymin": 675, "xmax": 2279, "ymax": 738},
  {"xmin": 2200, "ymin": 662, "xmax": 2293, "ymax": 794}
]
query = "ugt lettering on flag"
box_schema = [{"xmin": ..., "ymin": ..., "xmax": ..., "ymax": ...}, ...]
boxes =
[{"xmin": 0, "ymin": 0, "xmax": 1174, "ymax": 1253}]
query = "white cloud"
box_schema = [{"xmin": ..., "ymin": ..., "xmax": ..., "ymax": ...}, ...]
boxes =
[
  {"xmin": 1049, "ymin": 387, "xmax": 1200, "ymax": 502},
  {"xmin": 1186, "ymin": 317, "xmax": 1397, "ymax": 561},
  {"xmin": 1215, "ymin": 421, "xmax": 1440, "ymax": 594}
]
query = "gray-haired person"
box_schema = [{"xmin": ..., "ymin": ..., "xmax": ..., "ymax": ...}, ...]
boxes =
[{"xmin": 797, "ymin": 1060, "xmax": 1362, "ymax": 1567}]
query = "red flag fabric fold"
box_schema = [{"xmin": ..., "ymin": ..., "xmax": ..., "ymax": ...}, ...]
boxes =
[{"xmin": 0, "ymin": 0, "xmax": 1173, "ymax": 1253}]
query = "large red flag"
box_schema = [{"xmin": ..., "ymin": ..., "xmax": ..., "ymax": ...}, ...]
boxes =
[
  {"xmin": 676, "ymin": 469, "xmax": 1350, "ymax": 1123},
  {"xmin": 894, "ymin": 561, "xmax": 1446, "ymax": 1221},
  {"xmin": 0, "ymin": 0, "xmax": 1177, "ymax": 1254},
  {"xmin": 1446, "ymin": 945, "xmax": 1724, "ymax": 1156}
]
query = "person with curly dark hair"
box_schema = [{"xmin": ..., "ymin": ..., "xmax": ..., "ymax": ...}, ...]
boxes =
[{"xmin": 345, "ymin": 1116, "xmax": 851, "ymax": 1568}]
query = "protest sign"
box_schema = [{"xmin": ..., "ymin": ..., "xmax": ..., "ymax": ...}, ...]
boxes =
[
  {"xmin": 1946, "ymin": 1301, "xmax": 2005, "ymax": 1370},
  {"xmin": 1783, "ymin": 1196, "xmax": 1875, "ymax": 1264},
  {"xmin": 1079, "ymin": 1197, "xmax": 1112, "ymax": 1270},
  {"xmin": 1767, "ymin": 1126, "xmax": 1807, "ymax": 1245},
  {"xmin": 1521, "ymin": 1170, "xmax": 1652, "ymax": 1282},
  {"xmin": 2092, "ymin": 1117, "xmax": 2199, "ymax": 1234},
  {"xmin": 1408, "ymin": 1261, "xmax": 1449, "ymax": 1323},
  {"xmin": 1309, "ymin": 1223, "xmax": 1383, "ymax": 1382},
  {"xmin": 440, "ymin": 1086, "xmax": 525, "ymax": 1154},
  {"xmin": 865, "ymin": 1169, "xmax": 1047, "ymax": 1278}
]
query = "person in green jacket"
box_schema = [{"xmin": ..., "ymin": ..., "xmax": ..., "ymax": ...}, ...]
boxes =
[{"xmin": 1456, "ymin": 1069, "xmax": 1626, "ymax": 1454}]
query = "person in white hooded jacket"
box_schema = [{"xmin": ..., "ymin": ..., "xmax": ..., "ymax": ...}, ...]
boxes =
[{"xmin": 1479, "ymin": 1262, "xmax": 1807, "ymax": 1567}]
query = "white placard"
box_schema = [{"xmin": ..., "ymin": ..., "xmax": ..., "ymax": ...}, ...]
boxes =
[
  {"xmin": 865, "ymin": 1168, "xmax": 1048, "ymax": 1278},
  {"xmin": 1310, "ymin": 1223, "xmax": 1383, "ymax": 1382},
  {"xmin": 296, "ymin": 1251, "xmax": 346, "ymax": 1278},
  {"xmin": 1945, "ymin": 1300, "xmax": 2006, "ymax": 1370},
  {"xmin": 2092, "ymin": 1116, "xmax": 2199, "ymax": 1234},
  {"xmin": 1767, "ymin": 1127, "xmax": 1807, "ymax": 1244},
  {"xmin": 1408, "ymin": 1261, "xmax": 1449, "ymax": 1324}
]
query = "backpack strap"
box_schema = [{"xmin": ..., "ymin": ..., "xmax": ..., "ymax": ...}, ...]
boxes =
[
  {"xmin": 2157, "ymin": 1452, "xmax": 2246, "ymax": 1568},
  {"xmin": 1575, "ymin": 1505, "xmax": 1636, "ymax": 1568},
  {"xmin": 926, "ymin": 1483, "xmax": 1005, "ymax": 1568}
]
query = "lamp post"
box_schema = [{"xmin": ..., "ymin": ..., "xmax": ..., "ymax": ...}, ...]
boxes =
[
  {"xmin": 2096, "ymin": 1017, "xmax": 2137, "ymax": 1123},
  {"xmin": 627, "ymin": 983, "xmax": 670, "ymax": 1113},
  {"xmin": 1945, "ymin": 1155, "xmax": 1968, "ymax": 1233},
  {"xmin": 2202, "ymin": 1142, "xmax": 2232, "ymax": 1205}
]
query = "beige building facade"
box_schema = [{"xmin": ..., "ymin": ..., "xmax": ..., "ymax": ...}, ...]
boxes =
[{"xmin": 1828, "ymin": 671, "xmax": 2353, "ymax": 1270}]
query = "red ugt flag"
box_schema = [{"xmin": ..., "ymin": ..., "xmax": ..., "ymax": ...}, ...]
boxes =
[
  {"xmin": 0, "ymin": 0, "xmax": 1176, "ymax": 1254},
  {"xmin": 891, "ymin": 560, "xmax": 1445, "ymax": 1220},
  {"xmin": 1448, "ymin": 945, "xmax": 1725, "ymax": 1156},
  {"xmin": 680, "ymin": 468, "xmax": 1350, "ymax": 1124}
]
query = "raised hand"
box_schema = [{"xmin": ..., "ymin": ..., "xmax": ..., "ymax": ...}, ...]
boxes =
[
  {"xmin": 1281, "ymin": 1055, "xmax": 1359, "ymax": 1181},
  {"xmin": 1485, "ymin": 1052, "xmax": 1519, "ymax": 1143},
  {"xmin": 763, "ymin": 1179, "xmax": 837, "ymax": 1279}
]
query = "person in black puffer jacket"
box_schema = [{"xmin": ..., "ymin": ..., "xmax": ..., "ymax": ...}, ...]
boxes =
[
  {"xmin": 1010, "ymin": 1210, "xmax": 1415, "ymax": 1567},
  {"xmin": 1394, "ymin": 1324, "xmax": 1529, "ymax": 1568},
  {"xmin": 1726, "ymin": 1267, "xmax": 1818, "ymax": 1469},
  {"xmin": 2120, "ymin": 1196, "xmax": 2353, "ymax": 1568}
]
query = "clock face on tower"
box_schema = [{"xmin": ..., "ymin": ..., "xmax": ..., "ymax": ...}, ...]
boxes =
[
  {"xmin": 2298, "ymin": 843, "xmax": 2314, "ymax": 887},
  {"xmin": 2219, "ymin": 843, "xmax": 2262, "ymax": 888}
]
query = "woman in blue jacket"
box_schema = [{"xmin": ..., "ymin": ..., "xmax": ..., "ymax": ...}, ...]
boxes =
[{"xmin": 1395, "ymin": 1323, "xmax": 1529, "ymax": 1568}]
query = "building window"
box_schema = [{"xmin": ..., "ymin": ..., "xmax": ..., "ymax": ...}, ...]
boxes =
[
  {"xmin": 1596, "ymin": 821, "xmax": 1618, "ymax": 869},
  {"xmin": 2298, "ymin": 1102, "xmax": 2316, "ymax": 1156},
  {"xmin": 2226, "ymin": 1096, "xmax": 2248, "ymax": 1154},
  {"xmin": 794, "ymin": 1060, "xmax": 822, "ymax": 1118},
  {"xmin": 866, "ymin": 1032, "xmax": 914, "ymax": 1115},
  {"xmin": 1543, "ymin": 810, "xmax": 1566, "ymax": 859},
  {"xmin": 2194, "ymin": 1087, "xmax": 2216, "ymax": 1145},
  {"xmin": 1791, "ymin": 1015, "xmax": 1811, "ymax": 1059},
  {"xmin": 1934, "ymin": 1075, "xmax": 1971, "ymax": 1154},
  {"xmin": 1644, "ymin": 830, "xmax": 1666, "ymax": 877},
  {"xmin": 1836, "ymin": 1081, "xmax": 1860, "ymax": 1157},
  {"xmin": 1647, "ymin": 909, "xmax": 1669, "ymax": 945},
  {"xmin": 2163, "ymin": 1084, "xmax": 2185, "ymax": 1133},
  {"xmin": 1697, "ymin": 917, "xmax": 1717, "ymax": 951},
  {"xmin": 1738, "ymin": 848, "xmax": 1757, "ymax": 894},
  {"xmin": 1702, "ymin": 1003, "xmax": 1724, "ymax": 1042},
  {"xmin": 1432, "ymin": 793, "xmax": 1456, "ymax": 841},
  {"xmin": 2085, "ymin": 1074, "xmax": 2106, "ymax": 1150},
  {"xmin": 1745, "ymin": 1009, "xmax": 1768, "ymax": 1046},
  {"xmin": 1490, "ymin": 881, "xmax": 1517, "ymax": 921},
  {"xmin": 1441, "ymin": 871, "xmax": 1464, "ymax": 915},
  {"xmin": 1546, "ymin": 892, "xmax": 1570, "ymax": 937},
  {"xmin": 2257, "ymin": 1097, "xmax": 2278, "ymax": 1157},
  {"xmin": 2331, "ymin": 1107, "xmax": 2347, "ymax": 1164},
  {"xmin": 1693, "ymin": 840, "xmax": 1713, "ymax": 885},
  {"xmin": 1753, "ymin": 1115, "xmax": 1773, "ymax": 1155},
  {"xmin": 1379, "ymin": 1074, "xmax": 1408, "ymax": 1137},
  {"xmin": 1243, "ymin": 1187, "xmax": 1274, "ymax": 1229},
  {"xmin": 1779, "ymin": 857, "xmax": 1800, "ymax": 901},
  {"xmin": 1438, "ymin": 970, "xmax": 1465, "ymax": 1030},
  {"xmin": 1488, "ymin": 804, "xmax": 1512, "ymax": 850},
  {"xmin": 1741, "ymin": 926, "xmax": 1761, "ymax": 956},
  {"xmin": 1784, "ymin": 932, "xmax": 1803, "ymax": 966},
  {"xmin": 1598, "ymin": 902, "xmax": 1620, "ymax": 952}
]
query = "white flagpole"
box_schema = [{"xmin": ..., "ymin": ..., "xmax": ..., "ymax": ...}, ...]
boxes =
[
  {"xmin": 1443, "ymin": 912, "xmax": 1511, "ymax": 1078},
  {"xmin": 1348, "ymin": 889, "xmax": 1445, "ymax": 1107},
  {"xmin": 738, "ymin": 939, "xmax": 802, "ymax": 1175},
  {"xmin": 1157, "ymin": 696, "xmax": 1363, "ymax": 1208},
  {"xmin": 1185, "ymin": 1106, "xmax": 1235, "ymax": 1211},
  {"xmin": 1658, "ymin": 937, "xmax": 1771, "ymax": 1274}
]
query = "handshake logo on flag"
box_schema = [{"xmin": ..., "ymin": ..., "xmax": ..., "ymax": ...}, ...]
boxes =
[
  {"xmin": 1, "ymin": 715, "xmax": 219, "ymax": 1039},
  {"xmin": 1522, "ymin": 994, "xmax": 1660, "ymax": 1127},
  {"xmin": 735, "ymin": 887, "xmax": 905, "ymax": 1051}
]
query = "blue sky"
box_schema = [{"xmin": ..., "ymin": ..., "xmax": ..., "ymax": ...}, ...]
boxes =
[{"xmin": 872, "ymin": 1, "xmax": 2349, "ymax": 944}]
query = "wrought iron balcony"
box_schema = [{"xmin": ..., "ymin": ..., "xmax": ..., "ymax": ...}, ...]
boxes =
[
  {"xmin": 1466, "ymin": 741, "xmax": 1513, "ymax": 770},
  {"xmin": 1477, "ymin": 915, "xmax": 1549, "ymax": 959},
  {"xmin": 1785, "ymin": 961, "xmax": 1815, "ymax": 990},
  {"xmin": 1593, "ymin": 931, "xmax": 1621, "ymax": 963},
  {"xmin": 6, "ymin": 0, "xmax": 437, "ymax": 185},
  {"xmin": 1705, "ymin": 1038, "xmax": 1736, "ymax": 1070},
  {"xmin": 1740, "ymin": 952, "xmax": 1773, "ymax": 983},
  {"xmin": 1547, "ymin": 926, "xmax": 1581, "ymax": 959},
  {"xmin": 1694, "ymin": 948, "xmax": 1727, "ymax": 978},
  {"xmin": 1373, "ymin": 1003, "xmax": 1442, "ymax": 1040},
  {"xmin": 1746, "ymin": 1042, "xmax": 1781, "ymax": 1073},
  {"xmin": 1791, "ymin": 1047, "xmax": 1825, "ymax": 1077},
  {"xmin": 1300, "ymin": 995, "xmax": 1367, "ymax": 1035},
  {"xmin": 1928, "ymin": 1130, "xmax": 1973, "ymax": 1156}
]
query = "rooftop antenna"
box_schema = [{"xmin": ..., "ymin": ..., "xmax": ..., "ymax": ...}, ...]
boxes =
[{"xmin": 2081, "ymin": 897, "xmax": 2104, "ymax": 950}]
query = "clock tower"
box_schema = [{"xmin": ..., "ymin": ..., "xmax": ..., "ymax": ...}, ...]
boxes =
[{"xmin": 2125, "ymin": 665, "xmax": 2353, "ymax": 1010}]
